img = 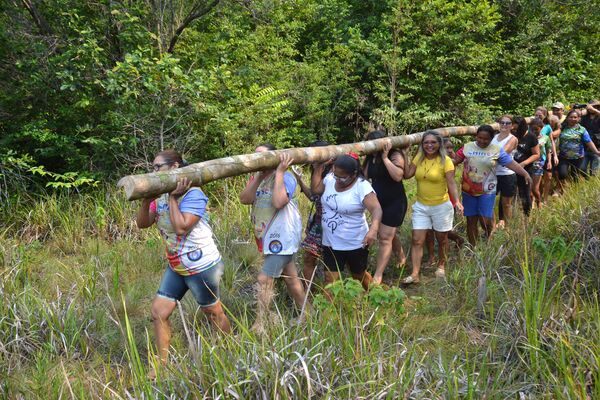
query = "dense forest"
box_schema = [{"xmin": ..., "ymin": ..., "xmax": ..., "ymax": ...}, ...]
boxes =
[{"xmin": 2, "ymin": 0, "xmax": 600, "ymax": 191}]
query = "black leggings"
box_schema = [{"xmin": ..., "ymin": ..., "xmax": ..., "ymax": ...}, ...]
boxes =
[
  {"xmin": 557, "ymin": 158, "xmax": 583, "ymax": 180},
  {"xmin": 516, "ymin": 170, "xmax": 532, "ymax": 216}
]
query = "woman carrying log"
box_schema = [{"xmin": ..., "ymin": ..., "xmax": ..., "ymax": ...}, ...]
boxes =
[
  {"xmin": 402, "ymin": 131, "xmax": 463, "ymax": 284},
  {"xmin": 311, "ymin": 153, "xmax": 382, "ymax": 294},
  {"xmin": 454, "ymin": 125, "xmax": 532, "ymax": 245},
  {"xmin": 239, "ymin": 144, "xmax": 307, "ymax": 333},
  {"xmin": 136, "ymin": 149, "xmax": 231, "ymax": 378},
  {"xmin": 291, "ymin": 140, "xmax": 332, "ymax": 291},
  {"xmin": 363, "ymin": 130, "xmax": 408, "ymax": 285}
]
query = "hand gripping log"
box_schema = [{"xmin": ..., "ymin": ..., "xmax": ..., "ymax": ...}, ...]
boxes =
[{"xmin": 117, "ymin": 124, "xmax": 508, "ymax": 200}]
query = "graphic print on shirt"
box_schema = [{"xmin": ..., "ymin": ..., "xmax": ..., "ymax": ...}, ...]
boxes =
[
  {"xmin": 323, "ymin": 193, "xmax": 343, "ymax": 234},
  {"xmin": 152, "ymin": 188, "xmax": 221, "ymax": 276}
]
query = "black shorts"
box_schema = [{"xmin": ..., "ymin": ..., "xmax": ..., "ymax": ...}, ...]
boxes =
[
  {"xmin": 380, "ymin": 198, "xmax": 408, "ymax": 227},
  {"xmin": 496, "ymin": 174, "xmax": 517, "ymax": 197},
  {"xmin": 322, "ymin": 246, "xmax": 369, "ymax": 274}
]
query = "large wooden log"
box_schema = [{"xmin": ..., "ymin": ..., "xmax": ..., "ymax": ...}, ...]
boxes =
[{"xmin": 117, "ymin": 123, "xmax": 507, "ymax": 200}]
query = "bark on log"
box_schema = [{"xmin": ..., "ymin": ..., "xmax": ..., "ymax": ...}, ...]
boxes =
[{"xmin": 117, "ymin": 123, "xmax": 507, "ymax": 200}]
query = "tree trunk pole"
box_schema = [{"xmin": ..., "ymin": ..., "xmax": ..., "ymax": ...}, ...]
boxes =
[{"xmin": 117, "ymin": 123, "xmax": 507, "ymax": 201}]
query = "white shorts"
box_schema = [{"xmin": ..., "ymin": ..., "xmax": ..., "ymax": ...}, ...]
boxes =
[{"xmin": 411, "ymin": 200, "xmax": 454, "ymax": 232}]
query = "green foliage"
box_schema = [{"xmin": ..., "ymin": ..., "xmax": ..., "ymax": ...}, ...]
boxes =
[
  {"xmin": 313, "ymin": 278, "xmax": 405, "ymax": 314},
  {"xmin": 2, "ymin": 0, "xmax": 600, "ymax": 187},
  {"xmin": 29, "ymin": 165, "xmax": 99, "ymax": 190}
]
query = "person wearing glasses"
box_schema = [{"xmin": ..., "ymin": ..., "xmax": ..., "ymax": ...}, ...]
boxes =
[
  {"xmin": 239, "ymin": 144, "xmax": 307, "ymax": 334},
  {"xmin": 402, "ymin": 131, "xmax": 463, "ymax": 284},
  {"xmin": 492, "ymin": 115, "xmax": 518, "ymax": 228},
  {"xmin": 311, "ymin": 153, "xmax": 382, "ymax": 294},
  {"xmin": 363, "ymin": 130, "xmax": 408, "ymax": 285},
  {"xmin": 136, "ymin": 149, "xmax": 231, "ymax": 378},
  {"xmin": 454, "ymin": 125, "xmax": 532, "ymax": 245}
]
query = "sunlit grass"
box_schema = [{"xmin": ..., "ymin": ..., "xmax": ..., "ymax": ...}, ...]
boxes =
[{"xmin": 0, "ymin": 176, "xmax": 599, "ymax": 398}]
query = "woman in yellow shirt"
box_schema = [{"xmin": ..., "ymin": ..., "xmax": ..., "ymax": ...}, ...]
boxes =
[{"xmin": 403, "ymin": 131, "xmax": 463, "ymax": 284}]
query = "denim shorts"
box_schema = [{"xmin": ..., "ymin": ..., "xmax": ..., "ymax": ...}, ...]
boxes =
[
  {"xmin": 531, "ymin": 160, "xmax": 544, "ymax": 176},
  {"xmin": 157, "ymin": 261, "xmax": 224, "ymax": 307},
  {"xmin": 262, "ymin": 254, "xmax": 294, "ymax": 278},
  {"xmin": 462, "ymin": 192, "xmax": 496, "ymax": 219}
]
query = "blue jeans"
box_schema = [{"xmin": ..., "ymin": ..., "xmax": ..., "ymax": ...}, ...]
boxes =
[
  {"xmin": 157, "ymin": 261, "xmax": 224, "ymax": 307},
  {"xmin": 581, "ymin": 151, "xmax": 600, "ymax": 176}
]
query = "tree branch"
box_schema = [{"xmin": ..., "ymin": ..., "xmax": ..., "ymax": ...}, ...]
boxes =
[
  {"xmin": 20, "ymin": 0, "xmax": 53, "ymax": 35},
  {"xmin": 166, "ymin": 0, "xmax": 220, "ymax": 54}
]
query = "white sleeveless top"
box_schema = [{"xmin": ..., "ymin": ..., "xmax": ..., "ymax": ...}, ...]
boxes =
[{"xmin": 492, "ymin": 134, "xmax": 515, "ymax": 176}]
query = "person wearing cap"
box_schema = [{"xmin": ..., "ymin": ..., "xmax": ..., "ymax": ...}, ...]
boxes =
[
  {"xmin": 580, "ymin": 100, "xmax": 600, "ymax": 175},
  {"xmin": 551, "ymin": 102, "xmax": 566, "ymax": 124}
]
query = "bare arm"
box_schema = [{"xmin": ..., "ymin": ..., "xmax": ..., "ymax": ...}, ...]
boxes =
[
  {"xmin": 504, "ymin": 135, "xmax": 518, "ymax": 153},
  {"xmin": 136, "ymin": 198, "xmax": 156, "ymax": 229},
  {"xmin": 585, "ymin": 140, "xmax": 600, "ymax": 156},
  {"xmin": 549, "ymin": 116, "xmax": 561, "ymax": 140},
  {"xmin": 272, "ymin": 153, "xmax": 293, "ymax": 209},
  {"xmin": 292, "ymin": 169, "xmax": 312, "ymax": 199},
  {"xmin": 239, "ymin": 173, "xmax": 265, "ymax": 204},
  {"xmin": 506, "ymin": 160, "xmax": 533, "ymax": 186},
  {"xmin": 549, "ymin": 136, "xmax": 558, "ymax": 166},
  {"xmin": 520, "ymin": 145, "xmax": 540, "ymax": 168},
  {"xmin": 362, "ymin": 192, "xmax": 382, "ymax": 247},
  {"xmin": 382, "ymin": 144, "xmax": 405, "ymax": 182},
  {"xmin": 311, "ymin": 163, "xmax": 327, "ymax": 195},
  {"xmin": 403, "ymin": 153, "xmax": 418, "ymax": 179},
  {"xmin": 445, "ymin": 170, "xmax": 463, "ymax": 214},
  {"xmin": 587, "ymin": 103, "xmax": 600, "ymax": 116},
  {"xmin": 168, "ymin": 178, "xmax": 202, "ymax": 236}
]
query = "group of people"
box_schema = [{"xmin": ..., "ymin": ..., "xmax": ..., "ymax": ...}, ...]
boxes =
[{"xmin": 136, "ymin": 100, "xmax": 600, "ymax": 373}]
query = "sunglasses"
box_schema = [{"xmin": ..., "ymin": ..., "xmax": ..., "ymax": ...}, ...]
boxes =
[
  {"xmin": 499, "ymin": 121, "xmax": 512, "ymax": 126},
  {"xmin": 152, "ymin": 162, "xmax": 172, "ymax": 172}
]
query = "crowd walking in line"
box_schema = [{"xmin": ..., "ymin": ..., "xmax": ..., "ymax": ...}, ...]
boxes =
[{"xmin": 135, "ymin": 100, "xmax": 600, "ymax": 371}]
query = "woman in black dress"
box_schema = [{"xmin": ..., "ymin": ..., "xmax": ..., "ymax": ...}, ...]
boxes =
[{"xmin": 364, "ymin": 130, "xmax": 408, "ymax": 285}]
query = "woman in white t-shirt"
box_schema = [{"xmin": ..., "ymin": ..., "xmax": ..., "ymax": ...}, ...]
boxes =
[{"xmin": 311, "ymin": 153, "xmax": 382, "ymax": 293}]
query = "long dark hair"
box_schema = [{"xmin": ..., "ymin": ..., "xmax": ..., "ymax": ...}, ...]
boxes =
[{"xmin": 513, "ymin": 116, "xmax": 528, "ymax": 140}]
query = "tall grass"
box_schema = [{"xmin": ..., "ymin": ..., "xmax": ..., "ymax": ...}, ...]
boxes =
[{"xmin": 0, "ymin": 176, "xmax": 599, "ymax": 398}]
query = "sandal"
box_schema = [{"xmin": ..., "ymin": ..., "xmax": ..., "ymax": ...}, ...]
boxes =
[
  {"xmin": 435, "ymin": 268, "xmax": 446, "ymax": 279},
  {"xmin": 401, "ymin": 275, "xmax": 419, "ymax": 284}
]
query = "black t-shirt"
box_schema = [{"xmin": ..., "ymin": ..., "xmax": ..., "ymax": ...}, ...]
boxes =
[
  {"xmin": 581, "ymin": 115, "xmax": 600, "ymax": 147},
  {"xmin": 513, "ymin": 133, "xmax": 539, "ymax": 164}
]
